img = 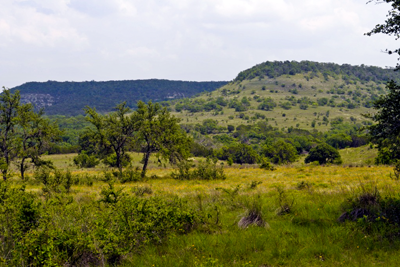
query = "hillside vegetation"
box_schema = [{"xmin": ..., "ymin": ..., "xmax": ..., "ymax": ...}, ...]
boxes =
[
  {"xmin": 10, "ymin": 79, "xmax": 228, "ymax": 115},
  {"xmin": 167, "ymin": 61, "xmax": 395, "ymax": 132},
  {"xmin": 44, "ymin": 61, "xmax": 398, "ymax": 158}
]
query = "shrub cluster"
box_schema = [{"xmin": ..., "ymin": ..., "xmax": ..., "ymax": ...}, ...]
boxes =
[
  {"xmin": 0, "ymin": 180, "xmax": 200, "ymax": 266},
  {"xmin": 171, "ymin": 159, "xmax": 226, "ymax": 180},
  {"xmin": 339, "ymin": 188, "xmax": 400, "ymax": 238}
]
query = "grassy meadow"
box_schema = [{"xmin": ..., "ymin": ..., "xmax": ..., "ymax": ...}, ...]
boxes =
[{"xmin": 4, "ymin": 147, "xmax": 400, "ymax": 266}]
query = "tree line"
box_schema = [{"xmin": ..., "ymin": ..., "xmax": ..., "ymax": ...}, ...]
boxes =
[
  {"xmin": 0, "ymin": 88, "xmax": 192, "ymax": 180},
  {"xmin": 80, "ymin": 101, "xmax": 191, "ymax": 178},
  {"xmin": 234, "ymin": 60, "xmax": 400, "ymax": 83}
]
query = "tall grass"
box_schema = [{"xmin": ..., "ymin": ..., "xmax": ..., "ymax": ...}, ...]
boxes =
[{"xmin": 2, "ymin": 153, "xmax": 399, "ymax": 266}]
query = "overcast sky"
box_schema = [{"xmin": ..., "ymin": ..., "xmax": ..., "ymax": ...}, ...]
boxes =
[{"xmin": 1, "ymin": 0, "xmax": 398, "ymax": 88}]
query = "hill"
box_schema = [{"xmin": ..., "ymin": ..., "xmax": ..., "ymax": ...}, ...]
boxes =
[
  {"xmin": 10, "ymin": 79, "xmax": 228, "ymax": 115},
  {"xmin": 166, "ymin": 60, "xmax": 398, "ymax": 132}
]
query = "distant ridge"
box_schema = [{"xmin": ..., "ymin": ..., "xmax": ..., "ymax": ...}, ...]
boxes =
[
  {"xmin": 234, "ymin": 61, "xmax": 399, "ymax": 83},
  {"xmin": 10, "ymin": 79, "xmax": 228, "ymax": 116}
]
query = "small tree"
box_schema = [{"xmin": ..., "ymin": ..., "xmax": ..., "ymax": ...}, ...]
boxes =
[
  {"xmin": 132, "ymin": 101, "xmax": 191, "ymax": 178},
  {"xmin": 364, "ymin": 81, "xmax": 400, "ymax": 163},
  {"xmin": 16, "ymin": 105, "xmax": 62, "ymax": 180},
  {"xmin": 305, "ymin": 143, "xmax": 342, "ymax": 165},
  {"xmin": 215, "ymin": 143, "xmax": 259, "ymax": 164},
  {"xmin": 0, "ymin": 89, "xmax": 20, "ymax": 180},
  {"xmin": 262, "ymin": 140, "xmax": 298, "ymax": 165},
  {"xmin": 0, "ymin": 88, "xmax": 61, "ymax": 180},
  {"xmin": 84, "ymin": 102, "xmax": 135, "ymax": 174}
]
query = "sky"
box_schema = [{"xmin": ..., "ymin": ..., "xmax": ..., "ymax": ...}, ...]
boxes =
[{"xmin": 1, "ymin": 0, "xmax": 398, "ymax": 88}]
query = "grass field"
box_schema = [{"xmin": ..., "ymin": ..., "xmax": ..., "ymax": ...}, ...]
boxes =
[{"xmin": 4, "ymin": 147, "xmax": 400, "ymax": 266}]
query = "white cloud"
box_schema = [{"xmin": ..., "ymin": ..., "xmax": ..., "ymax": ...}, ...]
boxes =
[
  {"xmin": 0, "ymin": 1, "xmax": 88, "ymax": 49},
  {"xmin": 126, "ymin": 46, "xmax": 159, "ymax": 58},
  {"xmin": 0, "ymin": 0, "xmax": 398, "ymax": 88}
]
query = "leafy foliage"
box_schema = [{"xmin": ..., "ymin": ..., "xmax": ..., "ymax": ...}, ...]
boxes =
[
  {"xmin": 215, "ymin": 143, "xmax": 259, "ymax": 164},
  {"xmin": 0, "ymin": 89, "xmax": 61, "ymax": 180},
  {"xmin": 0, "ymin": 179, "xmax": 201, "ymax": 266},
  {"xmin": 132, "ymin": 101, "xmax": 192, "ymax": 178},
  {"xmin": 171, "ymin": 158, "xmax": 226, "ymax": 180},
  {"xmin": 366, "ymin": 0, "xmax": 400, "ymax": 69},
  {"xmin": 73, "ymin": 151, "xmax": 100, "ymax": 168},
  {"xmin": 262, "ymin": 140, "xmax": 298, "ymax": 164},
  {"xmin": 85, "ymin": 102, "xmax": 135, "ymax": 174},
  {"xmin": 305, "ymin": 143, "xmax": 342, "ymax": 165},
  {"xmin": 366, "ymin": 81, "xmax": 400, "ymax": 163}
]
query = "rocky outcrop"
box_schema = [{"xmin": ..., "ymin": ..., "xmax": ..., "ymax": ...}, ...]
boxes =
[
  {"xmin": 20, "ymin": 94, "xmax": 55, "ymax": 109},
  {"xmin": 166, "ymin": 92, "xmax": 186, "ymax": 99}
]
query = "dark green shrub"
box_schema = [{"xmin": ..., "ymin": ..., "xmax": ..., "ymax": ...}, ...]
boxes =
[
  {"xmin": 216, "ymin": 143, "xmax": 259, "ymax": 164},
  {"xmin": 339, "ymin": 187, "xmax": 400, "ymax": 238},
  {"xmin": 73, "ymin": 151, "xmax": 100, "ymax": 168},
  {"xmin": 103, "ymin": 153, "xmax": 131, "ymax": 168},
  {"xmin": 305, "ymin": 143, "xmax": 342, "ymax": 165},
  {"xmin": 259, "ymin": 157, "xmax": 276, "ymax": 170},
  {"xmin": 115, "ymin": 168, "xmax": 141, "ymax": 183},
  {"xmin": 262, "ymin": 140, "xmax": 298, "ymax": 164}
]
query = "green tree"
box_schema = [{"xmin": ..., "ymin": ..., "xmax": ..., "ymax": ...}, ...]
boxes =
[
  {"xmin": 258, "ymin": 97, "xmax": 276, "ymax": 111},
  {"xmin": 365, "ymin": 1, "xmax": 400, "ymax": 163},
  {"xmin": 0, "ymin": 89, "xmax": 21, "ymax": 180},
  {"xmin": 132, "ymin": 101, "xmax": 191, "ymax": 178},
  {"xmin": 84, "ymin": 102, "xmax": 135, "ymax": 174},
  {"xmin": 366, "ymin": 0, "xmax": 400, "ymax": 68},
  {"xmin": 305, "ymin": 143, "xmax": 342, "ymax": 165},
  {"xmin": 15, "ymin": 105, "xmax": 62, "ymax": 180},
  {"xmin": 215, "ymin": 143, "xmax": 259, "ymax": 164},
  {"xmin": 326, "ymin": 133, "xmax": 352, "ymax": 149},
  {"xmin": 365, "ymin": 80, "xmax": 400, "ymax": 163},
  {"xmin": 262, "ymin": 140, "xmax": 298, "ymax": 164},
  {"xmin": 0, "ymin": 89, "xmax": 61, "ymax": 180}
]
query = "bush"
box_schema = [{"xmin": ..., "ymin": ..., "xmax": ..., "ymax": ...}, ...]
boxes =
[
  {"xmin": 215, "ymin": 143, "xmax": 259, "ymax": 164},
  {"xmin": 259, "ymin": 157, "xmax": 276, "ymax": 170},
  {"xmin": 132, "ymin": 185, "xmax": 153, "ymax": 196},
  {"xmin": 0, "ymin": 179, "xmax": 203, "ymax": 266},
  {"xmin": 73, "ymin": 151, "xmax": 100, "ymax": 168},
  {"xmin": 275, "ymin": 186, "xmax": 294, "ymax": 215},
  {"xmin": 238, "ymin": 195, "xmax": 267, "ymax": 229},
  {"xmin": 262, "ymin": 140, "xmax": 298, "ymax": 165},
  {"xmin": 103, "ymin": 153, "xmax": 132, "ymax": 168},
  {"xmin": 193, "ymin": 159, "xmax": 226, "ymax": 180},
  {"xmin": 339, "ymin": 187, "xmax": 400, "ymax": 238},
  {"xmin": 34, "ymin": 167, "xmax": 74, "ymax": 194},
  {"xmin": 171, "ymin": 158, "xmax": 226, "ymax": 180},
  {"xmin": 115, "ymin": 168, "xmax": 142, "ymax": 183},
  {"xmin": 305, "ymin": 143, "xmax": 342, "ymax": 165}
]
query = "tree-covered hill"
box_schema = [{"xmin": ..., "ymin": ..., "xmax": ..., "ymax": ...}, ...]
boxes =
[
  {"xmin": 234, "ymin": 60, "xmax": 399, "ymax": 84},
  {"xmin": 10, "ymin": 79, "xmax": 228, "ymax": 115},
  {"xmin": 165, "ymin": 60, "xmax": 400, "ymax": 133}
]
